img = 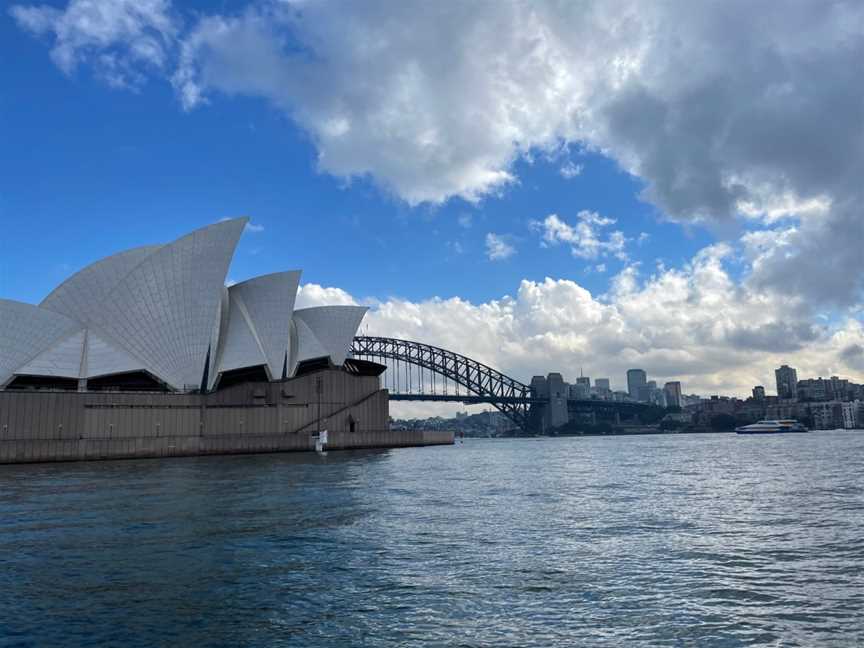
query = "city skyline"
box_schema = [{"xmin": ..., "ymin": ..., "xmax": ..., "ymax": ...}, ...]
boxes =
[{"xmin": 2, "ymin": 1, "xmax": 863, "ymax": 418}]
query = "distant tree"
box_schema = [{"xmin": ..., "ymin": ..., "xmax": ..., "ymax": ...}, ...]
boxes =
[{"xmin": 710, "ymin": 413, "xmax": 737, "ymax": 431}]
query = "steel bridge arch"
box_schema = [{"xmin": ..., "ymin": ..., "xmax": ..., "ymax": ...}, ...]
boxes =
[{"xmin": 351, "ymin": 336, "xmax": 535, "ymax": 432}]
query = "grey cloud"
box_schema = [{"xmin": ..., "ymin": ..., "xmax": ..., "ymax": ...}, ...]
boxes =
[
  {"xmin": 726, "ymin": 321, "xmax": 821, "ymax": 353},
  {"xmin": 840, "ymin": 343, "xmax": 864, "ymax": 372},
  {"xmin": 12, "ymin": 0, "xmax": 864, "ymax": 308}
]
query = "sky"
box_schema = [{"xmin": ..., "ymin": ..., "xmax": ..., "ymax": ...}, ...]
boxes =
[{"xmin": 1, "ymin": 0, "xmax": 863, "ymax": 417}]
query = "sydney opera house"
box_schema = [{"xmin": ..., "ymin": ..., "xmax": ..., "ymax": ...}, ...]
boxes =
[
  {"xmin": 1, "ymin": 218, "xmax": 365, "ymax": 393},
  {"xmin": 0, "ymin": 219, "xmax": 450, "ymax": 463}
]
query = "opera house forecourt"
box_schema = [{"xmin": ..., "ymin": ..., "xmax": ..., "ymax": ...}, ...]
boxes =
[{"xmin": 0, "ymin": 218, "xmax": 452, "ymax": 463}]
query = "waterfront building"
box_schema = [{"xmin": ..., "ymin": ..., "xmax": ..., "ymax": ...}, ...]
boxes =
[
  {"xmin": 650, "ymin": 389, "xmax": 668, "ymax": 407},
  {"xmin": 752, "ymin": 385, "xmax": 766, "ymax": 400},
  {"xmin": 637, "ymin": 385, "xmax": 652, "ymax": 403},
  {"xmin": 570, "ymin": 382, "xmax": 590, "ymax": 399},
  {"xmin": 840, "ymin": 401, "xmax": 859, "ymax": 429},
  {"xmin": 545, "ymin": 373, "xmax": 569, "ymax": 428},
  {"xmin": 664, "ymin": 381, "xmax": 683, "ymax": 408},
  {"xmin": 0, "ymin": 219, "xmax": 462, "ymax": 464},
  {"xmin": 627, "ymin": 369, "xmax": 647, "ymax": 401},
  {"xmin": 798, "ymin": 376, "xmax": 857, "ymax": 402},
  {"xmin": 0, "ymin": 219, "xmax": 368, "ymax": 393},
  {"xmin": 775, "ymin": 364, "xmax": 798, "ymax": 399},
  {"xmin": 592, "ymin": 378, "xmax": 612, "ymax": 400}
]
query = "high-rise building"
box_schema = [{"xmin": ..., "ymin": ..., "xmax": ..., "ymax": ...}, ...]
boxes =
[
  {"xmin": 545, "ymin": 373, "xmax": 569, "ymax": 429},
  {"xmin": 627, "ymin": 369, "xmax": 647, "ymax": 401},
  {"xmin": 775, "ymin": 365, "xmax": 798, "ymax": 399},
  {"xmin": 570, "ymin": 382, "xmax": 590, "ymax": 399},
  {"xmin": 664, "ymin": 381, "xmax": 682, "ymax": 408},
  {"xmin": 650, "ymin": 389, "xmax": 667, "ymax": 407},
  {"xmin": 575, "ymin": 376, "xmax": 590, "ymax": 388},
  {"xmin": 752, "ymin": 385, "xmax": 766, "ymax": 400},
  {"xmin": 595, "ymin": 378, "xmax": 610, "ymax": 391}
]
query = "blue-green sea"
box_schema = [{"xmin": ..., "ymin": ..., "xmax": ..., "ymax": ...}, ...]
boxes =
[{"xmin": 1, "ymin": 432, "xmax": 862, "ymax": 647}]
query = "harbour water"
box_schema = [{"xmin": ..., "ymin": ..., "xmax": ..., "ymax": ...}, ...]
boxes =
[{"xmin": 1, "ymin": 431, "xmax": 862, "ymax": 646}]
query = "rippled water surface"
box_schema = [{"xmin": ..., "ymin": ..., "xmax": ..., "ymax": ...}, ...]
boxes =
[{"xmin": 1, "ymin": 432, "xmax": 863, "ymax": 647}]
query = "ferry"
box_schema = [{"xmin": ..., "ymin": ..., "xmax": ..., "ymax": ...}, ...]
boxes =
[{"xmin": 735, "ymin": 419, "xmax": 809, "ymax": 434}]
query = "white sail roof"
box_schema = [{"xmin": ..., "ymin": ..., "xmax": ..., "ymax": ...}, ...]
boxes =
[
  {"xmin": 2, "ymin": 218, "xmax": 370, "ymax": 392},
  {"xmin": 14, "ymin": 329, "xmax": 85, "ymax": 379},
  {"xmin": 214, "ymin": 293, "xmax": 267, "ymax": 374},
  {"xmin": 0, "ymin": 300, "xmax": 80, "ymax": 386},
  {"xmin": 40, "ymin": 245, "xmax": 162, "ymax": 323},
  {"xmin": 292, "ymin": 306, "xmax": 367, "ymax": 370},
  {"xmin": 83, "ymin": 218, "xmax": 247, "ymax": 390},
  {"xmin": 84, "ymin": 330, "xmax": 146, "ymax": 378},
  {"xmin": 224, "ymin": 271, "xmax": 301, "ymax": 379}
]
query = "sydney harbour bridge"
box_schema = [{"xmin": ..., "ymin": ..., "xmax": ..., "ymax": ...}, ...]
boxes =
[{"xmin": 350, "ymin": 336, "xmax": 650, "ymax": 434}]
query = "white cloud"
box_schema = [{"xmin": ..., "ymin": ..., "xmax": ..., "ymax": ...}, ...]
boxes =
[
  {"xmin": 10, "ymin": 0, "xmax": 177, "ymax": 88},
  {"xmin": 12, "ymin": 0, "xmax": 864, "ymax": 308},
  {"xmin": 485, "ymin": 233, "xmax": 516, "ymax": 261},
  {"xmin": 168, "ymin": 0, "xmax": 863, "ymax": 307},
  {"xmin": 457, "ymin": 213, "xmax": 473, "ymax": 229},
  {"xmin": 559, "ymin": 161, "xmax": 583, "ymax": 179},
  {"xmin": 345, "ymin": 242, "xmax": 864, "ymax": 415},
  {"xmin": 737, "ymin": 191, "xmax": 831, "ymax": 224},
  {"xmin": 532, "ymin": 211, "xmax": 628, "ymax": 261},
  {"xmin": 295, "ymin": 283, "xmax": 359, "ymax": 308}
]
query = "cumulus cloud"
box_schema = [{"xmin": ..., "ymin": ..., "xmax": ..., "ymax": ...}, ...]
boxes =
[
  {"xmin": 354, "ymin": 244, "xmax": 864, "ymax": 407},
  {"xmin": 295, "ymin": 283, "xmax": 359, "ymax": 308},
  {"xmin": 10, "ymin": 0, "xmax": 177, "ymax": 88},
  {"xmin": 485, "ymin": 233, "xmax": 516, "ymax": 261},
  {"xmin": 533, "ymin": 211, "xmax": 628, "ymax": 261},
  {"xmin": 12, "ymin": 0, "xmax": 864, "ymax": 308},
  {"xmin": 178, "ymin": 0, "xmax": 863, "ymax": 306}
]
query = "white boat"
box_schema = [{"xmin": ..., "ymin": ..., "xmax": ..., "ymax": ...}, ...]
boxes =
[{"xmin": 735, "ymin": 419, "xmax": 809, "ymax": 434}]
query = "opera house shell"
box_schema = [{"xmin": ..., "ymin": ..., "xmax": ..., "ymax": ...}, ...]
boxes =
[{"xmin": 0, "ymin": 218, "xmax": 367, "ymax": 393}]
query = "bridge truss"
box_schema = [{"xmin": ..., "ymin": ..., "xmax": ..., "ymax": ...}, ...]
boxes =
[{"xmin": 350, "ymin": 336, "xmax": 537, "ymax": 432}]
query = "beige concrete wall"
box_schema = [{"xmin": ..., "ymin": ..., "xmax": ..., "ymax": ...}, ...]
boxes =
[{"xmin": 0, "ymin": 370, "xmax": 453, "ymax": 464}]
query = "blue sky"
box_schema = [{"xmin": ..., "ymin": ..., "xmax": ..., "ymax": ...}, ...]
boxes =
[
  {"xmin": 2, "ymin": 1, "xmax": 862, "ymax": 400},
  {"xmin": 1, "ymin": 19, "xmax": 710, "ymax": 307}
]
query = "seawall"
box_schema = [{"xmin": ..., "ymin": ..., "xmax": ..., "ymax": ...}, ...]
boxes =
[{"xmin": 0, "ymin": 370, "xmax": 454, "ymax": 464}]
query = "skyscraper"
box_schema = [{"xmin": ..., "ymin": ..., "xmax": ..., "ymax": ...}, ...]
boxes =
[
  {"xmin": 752, "ymin": 385, "xmax": 766, "ymax": 400},
  {"xmin": 627, "ymin": 369, "xmax": 647, "ymax": 401},
  {"xmin": 664, "ymin": 381, "xmax": 682, "ymax": 408},
  {"xmin": 775, "ymin": 365, "xmax": 798, "ymax": 399},
  {"xmin": 595, "ymin": 378, "xmax": 610, "ymax": 391}
]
